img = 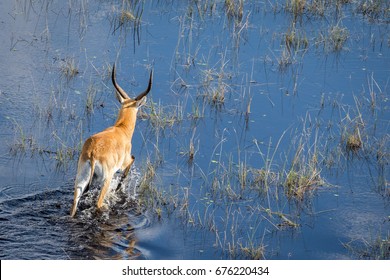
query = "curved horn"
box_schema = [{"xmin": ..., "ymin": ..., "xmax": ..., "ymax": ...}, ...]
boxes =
[
  {"xmin": 135, "ymin": 70, "xmax": 153, "ymax": 101},
  {"xmin": 112, "ymin": 63, "xmax": 130, "ymax": 100}
]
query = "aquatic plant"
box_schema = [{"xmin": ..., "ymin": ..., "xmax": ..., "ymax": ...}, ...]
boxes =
[
  {"xmin": 344, "ymin": 233, "xmax": 390, "ymax": 260},
  {"xmin": 328, "ymin": 25, "xmax": 349, "ymax": 51},
  {"xmin": 59, "ymin": 57, "xmax": 79, "ymax": 80}
]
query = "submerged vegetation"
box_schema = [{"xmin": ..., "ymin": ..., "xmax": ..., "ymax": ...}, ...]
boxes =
[
  {"xmin": 1, "ymin": 0, "xmax": 389, "ymax": 260},
  {"xmin": 344, "ymin": 233, "xmax": 390, "ymax": 260},
  {"xmin": 59, "ymin": 57, "xmax": 79, "ymax": 80}
]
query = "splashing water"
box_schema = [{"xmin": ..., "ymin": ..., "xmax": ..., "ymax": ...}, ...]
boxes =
[{"xmin": 0, "ymin": 166, "xmax": 152, "ymax": 259}]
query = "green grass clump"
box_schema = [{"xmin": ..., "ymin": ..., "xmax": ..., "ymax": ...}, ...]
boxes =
[
  {"xmin": 284, "ymin": 166, "xmax": 323, "ymax": 199},
  {"xmin": 345, "ymin": 132, "xmax": 363, "ymax": 153},
  {"xmin": 329, "ymin": 25, "xmax": 349, "ymax": 51},
  {"xmin": 286, "ymin": 0, "xmax": 307, "ymax": 19},
  {"xmin": 224, "ymin": 0, "xmax": 244, "ymax": 22},
  {"xmin": 316, "ymin": 24, "xmax": 349, "ymax": 53},
  {"xmin": 284, "ymin": 26, "xmax": 309, "ymax": 52},
  {"xmin": 356, "ymin": 0, "xmax": 390, "ymax": 22},
  {"xmin": 239, "ymin": 243, "xmax": 265, "ymax": 260},
  {"xmin": 145, "ymin": 100, "xmax": 184, "ymax": 131},
  {"xmin": 344, "ymin": 234, "xmax": 390, "ymax": 260},
  {"xmin": 60, "ymin": 57, "xmax": 79, "ymax": 80},
  {"xmin": 200, "ymin": 65, "xmax": 231, "ymax": 108},
  {"xmin": 120, "ymin": 10, "xmax": 136, "ymax": 23}
]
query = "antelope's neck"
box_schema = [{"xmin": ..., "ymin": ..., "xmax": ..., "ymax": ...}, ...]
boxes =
[{"xmin": 114, "ymin": 110, "xmax": 137, "ymax": 137}]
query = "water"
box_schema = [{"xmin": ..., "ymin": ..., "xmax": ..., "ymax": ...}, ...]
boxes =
[{"xmin": 0, "ymin": 0, "xmax": 389, "ymax": 260}]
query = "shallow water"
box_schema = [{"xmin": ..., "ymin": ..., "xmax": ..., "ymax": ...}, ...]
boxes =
[{"xmin": 0, "ymin": 0, "xmax": 389, "ymax": 259}]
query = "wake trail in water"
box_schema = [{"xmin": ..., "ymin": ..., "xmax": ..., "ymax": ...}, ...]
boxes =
[{"xmin": 0, "ymin": 165, "xmax": 151, "ymax": 259}]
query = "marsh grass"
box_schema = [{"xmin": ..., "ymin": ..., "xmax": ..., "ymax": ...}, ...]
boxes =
[
  {"xmin": 284, "ymin": 25, "xmax": 309, "ymax": 53},
  {"xmin": 138, "ymin": 162, "xmax": 183, "ymax": 220},
  {"xmin": 356, "ymin": 0, "xmax": 390, "ymax": 22},
  {"xmin": 135, "ymin": 140, "xmax": 183, "ymax": 219},
  {"xmin": 224, "ymin": 0, "xmax": 244, "ymax": 23},
  {"xmin": 286, "ymin": 0, "xmax": 306, "ymax": 20},
  {"xmin": 251, "ymin": 135, "xmax": 286, "ymax": 195},
  {"xmin": 338, "ymin": 96, "xmax": 367, "ymax": 155},
  {"xmin": 59, "ymin": 57, "xmax": 79, "ymax": 80},
  {"xmin": 239, "ymin": 242, "xmax": 266, "ymax": 260},
  {"xmin": 199, "ymin": 56, "xmax": 232, "ymax": 108},
  {"xmin": 252, "ymin": 114, "xmax": 330, "ymax": 201},
  {"xmin": 344, "ymin": 128, "xmax": 363, "ymax": 153},
  {"xmin": 264, "ymin": 208, "xmax": 300, "ymax": 229},
  {"xmin": 138, "ymin": 157, "xmax": 165, "ymax": 219},
  {"xmin": 51, "ymin": 131, "xmax": 80, "ymax": 170},
  {"xmin": 375, "ymin": 135, "xmax": 390, "ymax": 195},
  {"xmin": 113, "ymin": 0, "xmax": 144, "ymax": 48},
  {"xmin": 144, "ymin": 99, "xmax": 184, "ymax": 132},
  {"xmin": 8, "ymin": 55, "xmax": 93, "ymax": 171},
  {"xmin": 171, "ymin": 112, "xmax": 328, "ymax": 258},
  {"xmin": 306, "ymin": 0, "xmax": 327, "ymax": 16},
  {"xmin": 250, "ymin": 168, "xmax": 280, "ymax": 191},
  {"xmin": 278, "ymin": 48, "xmax": 293, "ymax": 72},
  {"xmin": 317, "ymin": 84, "xmax": 389, "ymax": 194},
  {"xmin": 316, "ymin": 24, "xmax": 349, "ymax": 52},
  {"xmin": 9, "ymin": 118, "xmax": 34, "ymax": 155},
  {"xmin": 284, "ymin": 160, "xmax": 324, "ymax": 199},
  {"xmin": 85, "ymin": 83, "xmax": 105, "ymax": 115},
  {"xmin": 120, "ymin": 9, "xmax": 136, "ymax": 23},
  {"xmin": 179, "ymin": 128, "xmax": 198, "ymax": 163},
  {"xmin": 286, "ymin": 0, "xmax": 355, "ymax": 18},
  {"xmin": 209, "ymin": 206, "xmax": 267, "ymax": 259},
  {"xmin": 278, "ymin": 23, "xmax": 308, "ymax": 72},
  {"xmin": 9, "ymin": 117, "xmax": 81, "ymax": 170},
  {"xmin": 344, "ymin": 233, "xmax": 390, "ymax": 260},
  {"xmin": 328, "ymin": 25, "xmax": 349, "ymax": 51}
]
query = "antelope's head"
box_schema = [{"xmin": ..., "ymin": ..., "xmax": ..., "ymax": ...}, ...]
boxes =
[{"xmin": 111, "ymin": 63, "xmax": 153, "ymax": 119}]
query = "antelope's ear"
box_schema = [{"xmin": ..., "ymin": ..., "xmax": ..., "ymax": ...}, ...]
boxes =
[{"xmin": 136, "ymin": 96, "xmax": 147, "ymax": 108}]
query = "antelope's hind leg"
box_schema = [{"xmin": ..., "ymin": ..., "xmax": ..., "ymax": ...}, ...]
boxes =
[
  {"xmin": 96, "ymin": 169, "xmax": 116, "ymax": 210},
  {"xmin": 70, "ymin": 160, "xmax": 92, "ymax": 217}
]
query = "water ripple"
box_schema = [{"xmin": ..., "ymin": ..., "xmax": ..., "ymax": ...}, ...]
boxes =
[{"xmin": 0, "ymin": 170, "xmax": 151, "ymax": 259}]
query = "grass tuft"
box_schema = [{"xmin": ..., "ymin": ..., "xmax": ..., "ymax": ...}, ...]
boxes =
[
  {"xmin": 59, "ymin": 57, "xmax": 79, "ymax": 80},
  {"xmin": 144, "ymin": 99, "xmax": 184, "ymax": 132},
  {"xmin": 346, "ymin": 131, "xmax": 363, "ymax": 153},
  {"xmin": 316, "ymin": 24, "xmax": 350, "ymax": 53},
  {"xmin": 329, "ymin": 25, "xmax": 349, "ymax": 51},
  {"xmin": 286, "ymin": 0, "xmax": 307, "ymax": 20},
  {"xmin": 344, "ymin": 234, "xmax": 390, "ymax": 260},
  {"xmin": 224, "ymin": 0, "xmax": 244, "ymax": 23},
  {"xmin": 356, "ymin": 0, "xmax": 390, "ymax": 22},
  {"xmin": 120, "ymin": 9, "xmax": 136, "ymax": 24},
  {"xmin": 200, "ymin": 58, "xmax": 232, "ymax": 108}
]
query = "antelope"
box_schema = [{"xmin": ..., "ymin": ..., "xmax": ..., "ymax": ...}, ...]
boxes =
[{"xmin": 70, "ymin": 63, "xmax": 153, "ymax": 217}]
